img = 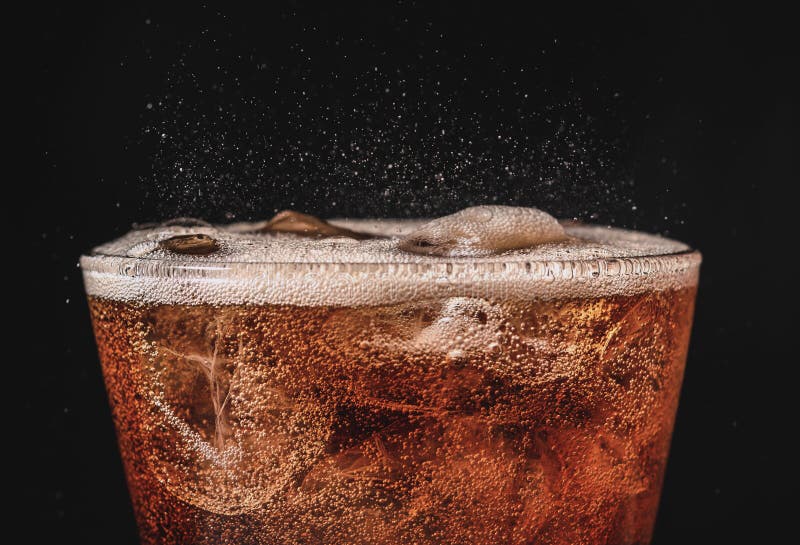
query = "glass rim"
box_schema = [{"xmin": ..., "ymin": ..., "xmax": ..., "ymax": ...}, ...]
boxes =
[
  {"xmin": 81, "ymin": 247, "xmax": 700, "ymax": 270},
  {"xmin": 80, "ymin": 250, "xmax": 700, "ymax": 307},
  {"xmin": 80, "ymin": 222, "xmax": 700, "ymax": 306}
]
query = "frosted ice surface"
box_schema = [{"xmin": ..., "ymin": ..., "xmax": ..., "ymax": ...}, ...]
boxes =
[
  {"xmin": 398, "ymin": 205, "xmax": 567, "ymax": 256},
  {"xmin": 404, "ymin": 298, "xmax": 504, "ymax": 358}
]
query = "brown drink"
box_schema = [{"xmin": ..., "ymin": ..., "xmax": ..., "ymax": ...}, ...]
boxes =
[{"xmin": 82, "ymin": 207, "xmax": 700, "ymax": 545}]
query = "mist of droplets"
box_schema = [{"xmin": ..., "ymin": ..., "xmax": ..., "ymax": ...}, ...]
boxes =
[{"xmin": 136, "ymin": 30, "xmax": 635, "ymax": 222}]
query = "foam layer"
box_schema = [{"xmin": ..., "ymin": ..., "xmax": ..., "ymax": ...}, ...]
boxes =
[{"xmin": 81, "ymin": 219, "xmax": 700, "ymax": 305}]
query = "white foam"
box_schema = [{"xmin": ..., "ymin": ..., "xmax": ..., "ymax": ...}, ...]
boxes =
[{"xmin": 81, "ymin": 218, "xmax": 700, "ymax": 306}]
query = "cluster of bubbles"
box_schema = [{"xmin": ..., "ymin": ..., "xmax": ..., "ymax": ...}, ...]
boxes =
[{"xmin": 136, "ymin": 25, "xmax": 635, "ymax": 222}]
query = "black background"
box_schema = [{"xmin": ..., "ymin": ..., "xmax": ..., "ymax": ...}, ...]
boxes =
[{"xmin": 20, "ymin": 3, "xmax": 787, "ymax": 544}]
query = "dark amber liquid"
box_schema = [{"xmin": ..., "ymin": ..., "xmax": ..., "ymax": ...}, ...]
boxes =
[{"xmin": 88, "ymin": 288, "xmax": 695, "ymax": 545}]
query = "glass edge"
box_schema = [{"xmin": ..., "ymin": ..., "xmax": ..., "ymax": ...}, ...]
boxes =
[{"xmin": 80, "ymin": 248, "xmax": 701, "ymax": 268}]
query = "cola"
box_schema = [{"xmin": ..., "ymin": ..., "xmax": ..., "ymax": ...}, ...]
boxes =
[{"xmin": 82, "ymin": 207, "xmax": 700, "ymax": 545}]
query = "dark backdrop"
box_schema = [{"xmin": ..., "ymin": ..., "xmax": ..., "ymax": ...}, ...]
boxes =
[{"xmin": 20, "ymin": 3, "xmax": 786, "ymax": 544}]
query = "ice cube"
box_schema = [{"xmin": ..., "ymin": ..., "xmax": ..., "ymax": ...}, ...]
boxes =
[
  {"xmin": 398, "ymin": 205, "xmax": 567, "ymax": 256},
  {"xmin": 406, "ymin": 297, "xmax": 505, "ymax": 357},
  {"xmin": 257, "ymin": 210, "xmax": 372, "ymax": 239},
  {"xmin": 158, "ymin": 233, "xmax": 219, "ymax": 255},
  {"xmin": 139, "ymin": 310, "xmax": 330, "ymax": 515}
]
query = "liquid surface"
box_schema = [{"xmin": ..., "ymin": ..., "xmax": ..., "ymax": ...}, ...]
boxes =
[
  {"xmin": 81, "ymin": 207, "xmax": 698, "ymax": 306},
  {"xmin": 89, "ymin": 214, "xmax": 688, "ymax": 265}
]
